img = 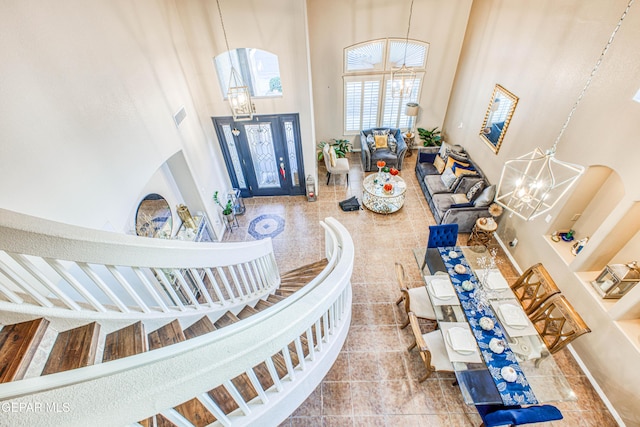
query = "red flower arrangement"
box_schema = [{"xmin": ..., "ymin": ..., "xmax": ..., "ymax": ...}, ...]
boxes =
[
  {"xmin": 383, "ymin": 183, "xmax": 393, "ymax": 193},
  {"xmin": 376, "ymin": 160, "xmax": 386, "ymax": 168},
  {"xmin": 389, "ymin": 168, "xmax": 399, "ymax": 176}
]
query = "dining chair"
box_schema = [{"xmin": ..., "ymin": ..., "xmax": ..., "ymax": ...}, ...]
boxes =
[
  {"xmin": 475, "ymin": 403, "xmax": 563, "ymax": 427},
  {"xmin": 407, "ymin": 312, "xmax": 453, "ymax": 382},
  {"xmin": 323, "ymin": 144, "xmax": 350, "ymax": 185},
  {"xmin": 422, "ymin": 224, "xmax": 458, "ymax": 271},
  {"xmin": 511, "ymin": 263, "xmax": 561, "ymax": 315},
  {"xmin": 395, "ymin": 263, "xmax": 436, "ymax": 329},
  {"xmin": 528, "ymin": 294, "xmax": 591, "ymax": 354}
]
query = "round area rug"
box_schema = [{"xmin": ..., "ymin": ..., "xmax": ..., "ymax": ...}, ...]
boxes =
[{"xmin": 248, "ymin": 214, "xmax": 286, "ymax": 240}]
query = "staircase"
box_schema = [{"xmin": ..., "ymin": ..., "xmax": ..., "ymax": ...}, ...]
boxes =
[{"xmin": 0, "ymin": 212, "xmax": 353, "ymax": 427}]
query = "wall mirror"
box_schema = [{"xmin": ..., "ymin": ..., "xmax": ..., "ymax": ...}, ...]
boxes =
[
  {"xmin": 479, "ymin": 84, "xmax": 519, "ymax": 154},
  {"xmin": 135, "ymin": 193, "xmax": 173, "ymax": 238}
]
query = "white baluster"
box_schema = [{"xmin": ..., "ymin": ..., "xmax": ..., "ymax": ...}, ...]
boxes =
[
  {"xmin": 78, "ymin": 263, "xmax": 131, "ymax": 313},
  {"xmin": 152, "ymin": 269, "xmax": 187, "ymax": 311},
  {"xmin": 106, "ymin": 265, "xmax": 151, "ymax": 313},
  {"xmin": 132, "ymin": 267, "xmax": 170, "ymax": 312},
  {"xmin": 203, "ymin": 268, "xmax": 226, "ymax": 304},
  {"xmin": 46, "ymin": 259, "xmax": 107, "ymax": 312},
  {"xmin": 215, "ymin": 266, "xmax": 237, "ymax": 302},
  {"xmin": 0, "ymin": 257, "xmax": 53, "ymax": 307},
  {"xmin": 187, "ymin": 268, "xmax": 214, "ymax": 306}
]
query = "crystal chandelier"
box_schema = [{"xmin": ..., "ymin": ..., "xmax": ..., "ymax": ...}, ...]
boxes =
[
  {"xmin": 391, "ymin": 0, "xmax": 416, "ymax": 99},
  {"xmin": 216, "ymin": 0, "xmax": 254, "ymax": 121},
  {"xmin": 496, "ymin": 0, "xmax": 634, "ymax": 221}
]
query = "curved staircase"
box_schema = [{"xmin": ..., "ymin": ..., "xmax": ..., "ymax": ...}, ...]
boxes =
[{"xmin": 0, "ymin": 209, "xmax": 352, "ymax": 427}]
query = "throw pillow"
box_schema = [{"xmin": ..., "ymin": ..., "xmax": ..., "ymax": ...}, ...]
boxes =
[
  {"xmin": 466, "ymin": 181, "xmax": 485, "ymax": 201},
  {"xmin": 451, "ymin": 162, "xmax": 477, "ymax": 177},
  {"xmin": 373, "ymin": 129, "xmax": 390, "ymax": 136},
  {"xmin": 366, "ymin": 134, "xmax": 376, "ymax": 152},
  {"xmin": 446, "ymin": 156, "xmax": 471, "ymax": 171},
  {"xmin": 447, "ymin": 150, "xmax": 470, "ymax": 163},
  {"xmin": 374, "ymin": 134, "xmax": 388, "ymax": 149},
  {"xmin": 451, "ymin": 193, "xmax": 469, "ymax": 204},
  {"xmin": 418, "ymin": 152, "xmax": 437, "ymax": 163},
  {"xmin": 440, "ymin": 168, "xmax": 457, "ymax": 189},
  {"xmin": 438, "ymin": 142, "xmax": 465, "ymax": 160},
  {"xmin": 329, "ymin": 146, "xmax": 337, "ymax": 167},
  {"xmin": 387, "ymin": 134, "xmax": 397, "ymax": 153},
  {"xmin": 433, "ymin": 155, "xmax": 446, "ymax": 174},
  {"xmin": 474, "ymin": 184, "xmax": 496, "ymax": 207}
]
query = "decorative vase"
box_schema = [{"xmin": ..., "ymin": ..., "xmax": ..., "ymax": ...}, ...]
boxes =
[{"xmin": 176, "ymin": 204, "xmax": 196, "ymax": 229}]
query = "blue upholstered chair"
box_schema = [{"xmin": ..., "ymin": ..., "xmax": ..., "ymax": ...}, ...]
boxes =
[
  {"xmin": 427, "ymin": 223, "xmax": 459, "ymax": 248},
  {"xmin": 422, "ymin": 224, "xmax": 459, "ymax": 272},
  {"xmin": 475, "ymin": 404, "xmax": 563, "ymax": 427}
]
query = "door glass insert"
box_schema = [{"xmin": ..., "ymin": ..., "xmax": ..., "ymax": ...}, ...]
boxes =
[
  {"xmin": 284, "ymin": 121, "xmax": 299, "ymax": 186},
  {"xmin": 222, "ymin": 125, "xmax": 247, "ymax": 188},
  {"xmin": 245, "ymin": 123, "xmax": 279, "ymax": 188}
]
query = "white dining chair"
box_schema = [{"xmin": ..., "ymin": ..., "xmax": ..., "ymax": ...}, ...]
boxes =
[
  {"xmin": 323, "ymin": 144, "xmax": 350, "ymax": 185},
  {"xmin": 407, "ymin": 312, "xmax": 454, "ymax": 381},
  {"xmin": 395, "ymin": 263, "xmax": 436, "ymax": 329}
]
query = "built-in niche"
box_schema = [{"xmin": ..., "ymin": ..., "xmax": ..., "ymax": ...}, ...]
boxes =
[{"xmin": 546, "ymin": 165, "xmax": 624, "ymax": 266}]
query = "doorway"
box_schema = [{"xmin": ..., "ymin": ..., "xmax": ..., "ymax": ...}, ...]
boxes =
[{"xmin": 212, "ymin": 114, "xmax": 306, "ymax": 198}]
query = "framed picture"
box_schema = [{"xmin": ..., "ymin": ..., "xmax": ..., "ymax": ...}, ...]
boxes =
[{"xmin": 479, "ymin": 84, "xmax": 519, "ymax": 154}]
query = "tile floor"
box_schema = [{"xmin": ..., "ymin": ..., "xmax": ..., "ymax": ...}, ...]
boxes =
[{"xmin": 222, "ymin": 152, "xmax": 618, "ymax": 426}]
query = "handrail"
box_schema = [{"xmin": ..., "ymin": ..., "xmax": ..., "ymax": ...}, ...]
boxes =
[
  {"xmin": 0, "ymin": 217, "xmax": 354, "ymax": 427},
  {"xmin": 0, "ymin": 208, "xmax": 279, "ymax": 318}
]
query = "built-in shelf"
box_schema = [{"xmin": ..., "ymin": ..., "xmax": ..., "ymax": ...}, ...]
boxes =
[
  {"xmin": 574, "ymin": 271, "xmax": 617, "ymax": 314},
  {"xmin": 545, "ymin": 234, "xmax": 579, "ymax": 266},
  {"xmin": 615, "ymin": 319, "xmax": 640, "ymax": 353}
]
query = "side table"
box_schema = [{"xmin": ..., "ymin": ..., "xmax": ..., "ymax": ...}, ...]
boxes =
[
  {"xmin": 467, "ymin": 217, "xmax": 498, "ymax": 247},
  {"xmin": 403, "ymin": 134, "xmax": 416, "ymax": 157}
]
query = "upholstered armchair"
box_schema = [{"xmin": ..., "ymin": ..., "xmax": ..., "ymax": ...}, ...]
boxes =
[{"xmin": 360, "ymin": 128, "xmax": 407, "ymax": 172}]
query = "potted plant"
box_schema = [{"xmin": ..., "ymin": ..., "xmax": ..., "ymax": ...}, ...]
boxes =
[
  {"xmin": 417, "ymin": 127, "xmax": 442, "ymax": 147},
  {"xmin": 317, "ymin": 138, "xmax": 352, "ymax": 161},
  {"xmin": 213, "ymin": 191, "xmax": 234, "ymax": 221}
]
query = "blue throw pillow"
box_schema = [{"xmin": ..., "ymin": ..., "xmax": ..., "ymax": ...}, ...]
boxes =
[
  {"xmin": 419, "ymin": 152, "xmax": 437, "ymax": 163},
  {"xmin": 451, "ymin": 202, "xmax": 475, "ymax": 208}
]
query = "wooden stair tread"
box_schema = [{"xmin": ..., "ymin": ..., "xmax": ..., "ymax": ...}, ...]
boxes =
[
  {"xmin": 43, "ymin": 322, "xmax": 100, "ymax": 375},
  {"xmin": 255, "ymin": 299, "xmax": 274, "ymax": 311},
  {"xmin": 267, "ymin": 294, "xmax": 285, "ymax": 303},
  {"xmin": 0, "ymin": 318, "xmax": 50, "ymax": 382},
  {"xmin": 274, "ymin": 289, "xmax": 296, "ymax": 297},
  {"xmin": 156, "ymin": 414, "xmax": 178, "ymax": 427},
  {"xmin": 208, "ymin": 386, "xmax": 239, "ymax": 415},
  {"xmin": 183, "ymin": 317, "xmax": 216, "ymax": 340},
  {"xmin": 280, "ymin": 260, "xmax": 328, "ymax": 278},
  {"xmin": 237, "ymin": 305, "xmax": 260, "ymax": 319},
  {"xmin": 102, "ymin": 322, "xmax": 146, "ymax": 363},
  {"xmin": 174, "ymin": 398, "xmax": 217, "ymax": 427},
  {"xmin": 213, "ymin": 312, "xmax": 240, "ymax": 329},
  {"xmin": 148, "ymin": 320, "xmax": 185, "ymax": 351}
]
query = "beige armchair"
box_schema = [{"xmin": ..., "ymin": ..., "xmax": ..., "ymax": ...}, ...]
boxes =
[{"xmin": 323, "ymin": 144, "xmax": 350, "ymax": 185}]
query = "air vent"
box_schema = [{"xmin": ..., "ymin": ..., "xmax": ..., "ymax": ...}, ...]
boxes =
[{"xmin": 173, "ymin": 106, "xmax": 187, "ymax": 127}]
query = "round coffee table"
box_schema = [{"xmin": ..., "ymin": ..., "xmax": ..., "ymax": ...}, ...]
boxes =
[{"xmin": 362, "ymin": 174, "xmax": 407, "ymax": 214}]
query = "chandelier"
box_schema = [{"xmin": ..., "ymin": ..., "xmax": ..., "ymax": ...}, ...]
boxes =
[
  {"xmin": 391, "ymin": 0, "xmax": 416, "ymax": 99},
  {"xmin": 496, "ymin": 0, "xmax": 634, "ymax": 221},
  {"xmin": 216, "ymin": 0, "xmax": 254, "ymax": 120}
]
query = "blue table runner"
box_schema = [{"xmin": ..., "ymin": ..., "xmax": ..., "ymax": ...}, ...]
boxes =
[{"xmin": 438, "ymin": 246, "xmax": 538, "ymax": 405}]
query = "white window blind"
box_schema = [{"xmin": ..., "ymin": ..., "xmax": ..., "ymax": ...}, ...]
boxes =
[{"xmin": 344, "ymin": 77, "xmax": 381, "ymax": 133}]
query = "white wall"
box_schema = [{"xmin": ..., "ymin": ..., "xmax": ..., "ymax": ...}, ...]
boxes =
[
  {"xmin": 307, "ymin": 0, "xmax": 473, "ymax": 149},
  {"xmin": 443, "ymin": 0, "xmax": 640, "ymax": 424}
]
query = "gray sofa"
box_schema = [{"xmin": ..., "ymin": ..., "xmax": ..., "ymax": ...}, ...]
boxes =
[
  {"xmin": 360, "ymin": 128, "xmax": 407, "ymax": 172},
  {"xmin": 415, "ymin": 145, "xmax": 495, "ymax": 232}
]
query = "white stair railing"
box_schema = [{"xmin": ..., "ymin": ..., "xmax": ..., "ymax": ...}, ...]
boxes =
[
  {"xmin": 0, "ymin": 208, "xmax": 279, "ymax": 321},
  {"xmin": 0, "ymin": 217, "xmax": 354, "ymax": 427}
]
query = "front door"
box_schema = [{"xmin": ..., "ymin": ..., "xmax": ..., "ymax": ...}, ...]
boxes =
[{"xmin": 213, "ymin": 114, "xmax": 305, "ymax": 197}]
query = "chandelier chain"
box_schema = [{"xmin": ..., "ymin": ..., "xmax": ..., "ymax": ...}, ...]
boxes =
[
  {"xmin": 551, "ymin": 0, "xmax": 634, "ymax": 153},
  {"xmin": 402, "ymin": 0, "xmax": 415, "ymax": 65},
  {"xmin": 215, "ymin": 0, "xmax": 233, "ymax": 69}
]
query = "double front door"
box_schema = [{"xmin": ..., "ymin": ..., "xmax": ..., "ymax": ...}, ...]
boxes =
[{"xmin": 212, "ymin": 114, "xmax": 305, "ymax": 198}]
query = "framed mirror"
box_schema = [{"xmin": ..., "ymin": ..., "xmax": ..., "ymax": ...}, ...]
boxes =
[
  {"xmin": 479, "ymin": 84, "xmax": 519, "ymax": 154},
  {"xmin": 135, "ymin": 193, "xmax": 173, "ymax": 238}
]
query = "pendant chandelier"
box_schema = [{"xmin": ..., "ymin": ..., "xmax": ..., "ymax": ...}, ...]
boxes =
[
  {"xmin": 391, "ymin": 0, "xmax": 416, "ymax": 99},
  {"xmin": 495, "ymin": 0, "xmax": 634, "ymax": 221},
  {"xmin": 216, "ymin": 0, "xmax": 254, "ymax": 121}
]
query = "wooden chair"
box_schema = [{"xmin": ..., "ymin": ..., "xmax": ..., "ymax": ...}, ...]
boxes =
[
  {"xmin": 407, "ymin": 312, "xmax": 453, "ymax": 381},
  {"xmin": 528, "ymin": 294, "xmax": 590, "ymax": 354},
  {"xmin": 511, "ymin": 263, "xmax": 561, "ymax": 315},
  {"xmin": 395, "ymin": 262, "xmax": 436, "ymax": 329}
]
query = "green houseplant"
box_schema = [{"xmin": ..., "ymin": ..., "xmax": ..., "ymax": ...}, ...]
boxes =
[
  {"xmin": 317, "ymin": 139, "xmax": 352, "ymax": 161},
  {"xmin": 213, "ymin": 191, "xmax": 234, "ymax": 216},
  {"xmin": 417, "ymin": 127, "xmax": 442, "ymax": 147}
]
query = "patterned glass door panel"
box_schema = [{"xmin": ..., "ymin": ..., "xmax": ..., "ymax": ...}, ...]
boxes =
[
  {"xmin": 283, "ymin": 120, "xmax": 300, "ymax": 187},
  {"xmin": 221, "ymin": 125, "xmax": 247, "ymax": 188},
  {"xmin": 245, "ymin": 123, "xmax": 280, "ymax": 189}
]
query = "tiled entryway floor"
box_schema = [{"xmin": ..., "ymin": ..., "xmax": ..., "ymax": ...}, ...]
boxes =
[{"xmin": 222, "ymin": 152, "xmax": 618, "ymax": 427}]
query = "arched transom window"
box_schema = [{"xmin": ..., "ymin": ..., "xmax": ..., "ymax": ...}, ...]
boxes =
[
  {"xmin": 343, "ymin": 39, "xmax": 428, "ymax": 134},
  {"xmin": 214, "ymin": 48, "xmax": 282, "ymax": 98}
]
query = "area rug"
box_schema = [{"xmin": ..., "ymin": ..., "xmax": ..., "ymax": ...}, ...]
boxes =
[{"xmin": 248, "ymin": 214, "xmax": 286, "ymax": 240}]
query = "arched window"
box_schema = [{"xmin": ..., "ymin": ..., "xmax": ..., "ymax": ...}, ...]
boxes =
[
  {"xmin": 214, "ymin": 48, "xmax": 282, "ymax": 98},
  {"xmin": 343, "ymin": 39, "xmax": 428, "ymax": 134}
]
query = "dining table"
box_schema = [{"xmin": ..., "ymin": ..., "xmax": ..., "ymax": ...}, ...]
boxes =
[{"xmin": 413, "ymin": 246, "xmax": 577, "ymax": 406}]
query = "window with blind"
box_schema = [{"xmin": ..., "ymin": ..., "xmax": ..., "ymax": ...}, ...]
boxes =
[{"xmin": 343, "ymin": 39, "xmax": 428, "ymax": 135}]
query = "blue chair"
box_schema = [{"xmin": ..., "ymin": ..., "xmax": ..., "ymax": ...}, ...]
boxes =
[
  {"xmin": 476, "ymin": 404, "xmax": 563, "ymax": 427},
  {"xmin": 422, "ymin": 224, "xmax": 458, "ymax": 272}
]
